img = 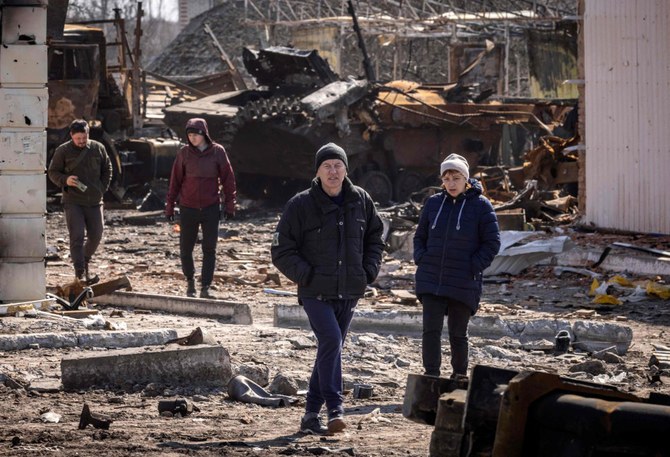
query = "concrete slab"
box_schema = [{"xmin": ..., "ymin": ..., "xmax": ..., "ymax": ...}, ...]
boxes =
[
  {"xmin": 275, "ymin": 303, "xmax": 422, "ymax": 333},
  {"xmin": 61, "ymin": 344, "xmax": 232, "ymax": 390},
  {"xmin": 91, "ymin": 291, "xmax": 252, "ymax": 324},
  {"xmin": 28, "ymin": 378, "xmax": 62, "ymax": 393},
  {"xmin": 274, "ymin": 304, "xmax": 633, "ymax": 354},
  {"xmin": 552, "ymin": 249, "xmax": 670, "ymax": 276},
  {"xmin": 0, "ymin": 328, "xmax": 177, "ymax": 351}
]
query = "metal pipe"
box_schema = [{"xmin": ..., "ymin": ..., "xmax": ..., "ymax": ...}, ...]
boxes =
[{"xmin": 531, "ymin": 392, "xmax": 670, "ymax": 444}]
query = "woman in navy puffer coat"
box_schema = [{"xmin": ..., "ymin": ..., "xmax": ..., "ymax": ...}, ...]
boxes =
[{"xmin": 414, "ymin": 154, "xmax": 500, "ymax": 377}]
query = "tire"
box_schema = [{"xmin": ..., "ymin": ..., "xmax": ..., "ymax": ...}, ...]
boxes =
[
  {"xmin": 395, "ymin": 170, "xmax": 425, "ymax": 202},
  {"xmin": 358, "ymin": 170, "xmax": 392, "ymax": 205}
]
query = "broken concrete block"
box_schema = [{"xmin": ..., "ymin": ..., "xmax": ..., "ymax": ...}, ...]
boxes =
[
  {"xmin": 0, "ymin": 329, "xmax": 177, "ymax": 351},
  {"xmin": 519, "ymin": 319, "xmax": 572, "ymax": 343},
  {"xmin": 481, "ymin": 345, "xmax": 522, "ymax": 361},
  {"xmin": 76, "ymin": 329, "xmax": 177, "ymax": 349},
  {"xmin": 469, "ymin": 315, "xmax": 514, "ymax": 339},
  {"xmin": 593, "ymin": 346, "xmax": 624, "ymax": 364},
  {"xmin": 0, "ymin": 332, "xmax": 78, "ymax": 351},
  {"xmin": 274, "ymin": 304, "xmax": 424, "ymax": 333},
  {"xmin": 568, "ymin": 360, "xmax": 608, "ymax": 376},
  {"xmin": 289, "ymin": 336, "xmax": 315, "ymax": 349},
  {"xmin": 238, "ymin": 363, "xmax": 270, "ymax": 387},
  {"xmin": 269, "ymin": 372, "xmax": 299, "ymax": 396},
  {"xmin": 520, "ymin": 339, "xmax": 555, "ymax": 351},
  {"xmin": 61, "ymin": 344, "xmax": 232, "ymax": 390},
  {"xmin": 571, "ymin": 321, "xmax": 633, "ymax": 355}
]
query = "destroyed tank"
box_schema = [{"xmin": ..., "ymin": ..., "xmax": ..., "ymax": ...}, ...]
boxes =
[{"xmin": 163, "ymin": 46, "xmax": 573, "ymax": 204}]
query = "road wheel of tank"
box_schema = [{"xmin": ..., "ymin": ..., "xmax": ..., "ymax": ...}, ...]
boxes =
[
  {"xmin": 359, "ymin": 170, "xmax": 392, "ymax": 205},
  {"xmin": 395, "ymin": 171, "xmax": 425, "ymax": 202}
]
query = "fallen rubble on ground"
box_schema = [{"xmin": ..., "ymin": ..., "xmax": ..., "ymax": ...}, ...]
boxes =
[{"xmin": 0, "ymin": 205, "xmax": 668, "ymax": 456}]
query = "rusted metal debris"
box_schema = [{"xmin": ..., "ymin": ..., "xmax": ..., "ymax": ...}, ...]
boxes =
[
  {"xmin": 163, "ymin": 44, "xmax": 574, "ymax": 205},
  {"xmin": 403, "ymin": 365, "xmax": 670, "ymax": 457},
  {"xmin": 78, "ymin": 404, "xmax": 113, "ymax": 430},
  {"xmin": 166, "ymin": 327, "xmax": 216, "ymax": 346}
]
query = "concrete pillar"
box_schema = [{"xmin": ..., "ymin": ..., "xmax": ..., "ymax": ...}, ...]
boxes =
[{"xmin": 0, "ymin": 2, "xmax": 48, "ymax": 302}]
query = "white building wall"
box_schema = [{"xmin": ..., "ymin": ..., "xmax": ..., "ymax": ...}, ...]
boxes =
[
  {"xmin": 584, "ymin": 0, "xmax": 670, "ymax": 233},
  {"xmin": 0, "ymin": 4, "xmax": 48, "ymax": 302}
]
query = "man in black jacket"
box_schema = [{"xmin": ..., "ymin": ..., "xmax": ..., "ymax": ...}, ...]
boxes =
[{"xmin": 271, "ymin": 143, "xmax": 384, "ymax": 435}]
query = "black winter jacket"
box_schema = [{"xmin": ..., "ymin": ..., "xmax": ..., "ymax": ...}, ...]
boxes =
[
  {"xmin": 413, "ymin": 180, "xmax": 500, "ymax": 313},
  {"xmin": 271, "ymin": 177, "xmax": 385, "ymax": 300}
]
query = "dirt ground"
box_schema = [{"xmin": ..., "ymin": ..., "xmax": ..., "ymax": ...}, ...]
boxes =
[{"xmin": 1, "ymin": 200, "xmax": 669, "ymax": 456}]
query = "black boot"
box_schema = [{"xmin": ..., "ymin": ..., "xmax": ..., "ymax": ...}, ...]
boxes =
[
  {"xmin": 186, "ymin": 279, "xmax": 196, "ymax": 297},
  {"xmin": 84, "ymin": 259, "xmax": 99, "ymax": 285},
  {"xmin": 75, "ymin": 269, "xmax": 85, "ymax": 282},
  {"xmin": 200, "ymin": 286, "xmax": 214, "ymax": 299}
]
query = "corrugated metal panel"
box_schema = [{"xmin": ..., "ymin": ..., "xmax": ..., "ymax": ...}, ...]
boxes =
[{"xmin": 584, "ymin": 0, "xmax": 670, "ymax": 234}]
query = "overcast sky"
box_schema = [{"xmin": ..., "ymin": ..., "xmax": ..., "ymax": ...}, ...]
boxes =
[{"xmin": 146, "ymin": 0, "xmax": 178, "ymax": 22}]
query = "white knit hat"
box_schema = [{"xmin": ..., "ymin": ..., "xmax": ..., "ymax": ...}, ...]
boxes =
[{"xmin": 440, "ymin": 153, "xmax": 469, "ymax": 180}]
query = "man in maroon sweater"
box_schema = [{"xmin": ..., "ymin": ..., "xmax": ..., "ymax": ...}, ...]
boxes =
[{"xmin": 166, "ymin": 118, "xmax": 236, "ymax": 298}]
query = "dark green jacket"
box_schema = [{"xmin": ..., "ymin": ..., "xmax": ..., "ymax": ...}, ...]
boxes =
[
  {"xmin": 271, "ymin": 177, "xmax": 385, "ymax": 300},
  {"xmin": 48, "ymin": 139, "xmax": 113, "ymax": 206}
]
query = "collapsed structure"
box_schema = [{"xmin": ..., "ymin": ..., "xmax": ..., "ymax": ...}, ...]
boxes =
[{"xmin": 163, "ymin": 44, "xmax": 575, "ymax": 204}]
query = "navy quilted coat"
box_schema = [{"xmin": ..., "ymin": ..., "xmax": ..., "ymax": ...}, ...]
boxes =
[{"xmin": 413, "ymin": 180, "xmax": 500, "ymax": 313}]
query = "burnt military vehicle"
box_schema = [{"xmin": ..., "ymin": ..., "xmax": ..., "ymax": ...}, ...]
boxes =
[{"xmin": 163, "ymin": 45, "xmax": 572, "ymax": 204}]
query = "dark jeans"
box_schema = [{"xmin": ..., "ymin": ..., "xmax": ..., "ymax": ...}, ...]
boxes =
[
  {"xmin": 179, "ymin": 203, "xmax": 219, "ymax": 287},
  {"xmin": 422, "ymin": 294, "xmax": 471, "ymax": 377},
  {"xmin": 302, "ymin": 298, "xmax": 357, "ymax": 415},
  {"xmin": 63, "ymin": 203, "xmax": 104, "ymax": 272}
]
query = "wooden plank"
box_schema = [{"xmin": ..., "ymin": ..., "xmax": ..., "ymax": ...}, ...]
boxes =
[
  {"xmin": 0, "ymin": 298, "xmax": 56, "ymax": 316},
  {"xmin": 46, "ymin": 309, "xmax": 100, "ymax": 319}
]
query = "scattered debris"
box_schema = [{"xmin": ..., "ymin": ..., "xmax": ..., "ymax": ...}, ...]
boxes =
[
  {"xmin": 263, "ymin": 288, "xmax": 298, "ymax": 296},
  {"xmin": 157, "ymin": 398, "xmax": 199, "ymax": 417},
  {"xmin": 228, "ymin": 375, "xmax": 297, "ymax": 407},
  {"xmin": 40, "ymin": 411, "xmax": 61, "ymax": 424},
  {"xmin": 484, "ymin": 234, "xmax": 574, "ymax": 276},
  {"xmin": 166, "ymin": 327, "xmax": 216, "ymax": 346},
  {"xmin": 78, "ymin": 404, "xmax": 113, "ymax": 430},
  {"xmin": 405, "ymin": 366, "xmax": 670, "ymax": 457},
  {"xmin": 650, "ymin": 344, "xmax": 670, "ymax": 370},
  {"xmin": 353, "ymin": 384, "xmax": 374, "ymax": 399}
]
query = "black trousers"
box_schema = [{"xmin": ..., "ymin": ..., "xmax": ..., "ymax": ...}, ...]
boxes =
[
  {"xmin": 63, "ymin": 203, "xmax": 104, "ymax": 272},
  {"xmin": 179, "ymin": 203, "xmax": 219, "ymax": 287},
  {"xmin": 302, "ymin": 298, "xmax": 357, "ymax": 415},
  {"xmin": 421, "ymin": 294, "xmax": 471, "ymax": 377}
]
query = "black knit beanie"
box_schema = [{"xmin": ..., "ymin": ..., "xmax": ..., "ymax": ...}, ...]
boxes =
[{"xmin": 315, "ymin": 142, "xmax": 348, "ymax": 171}]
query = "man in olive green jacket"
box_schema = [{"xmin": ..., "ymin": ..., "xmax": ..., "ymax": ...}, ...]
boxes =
[{"xmin": 48, "ymin": 119, "xmax": 113, "ymax": 283}]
